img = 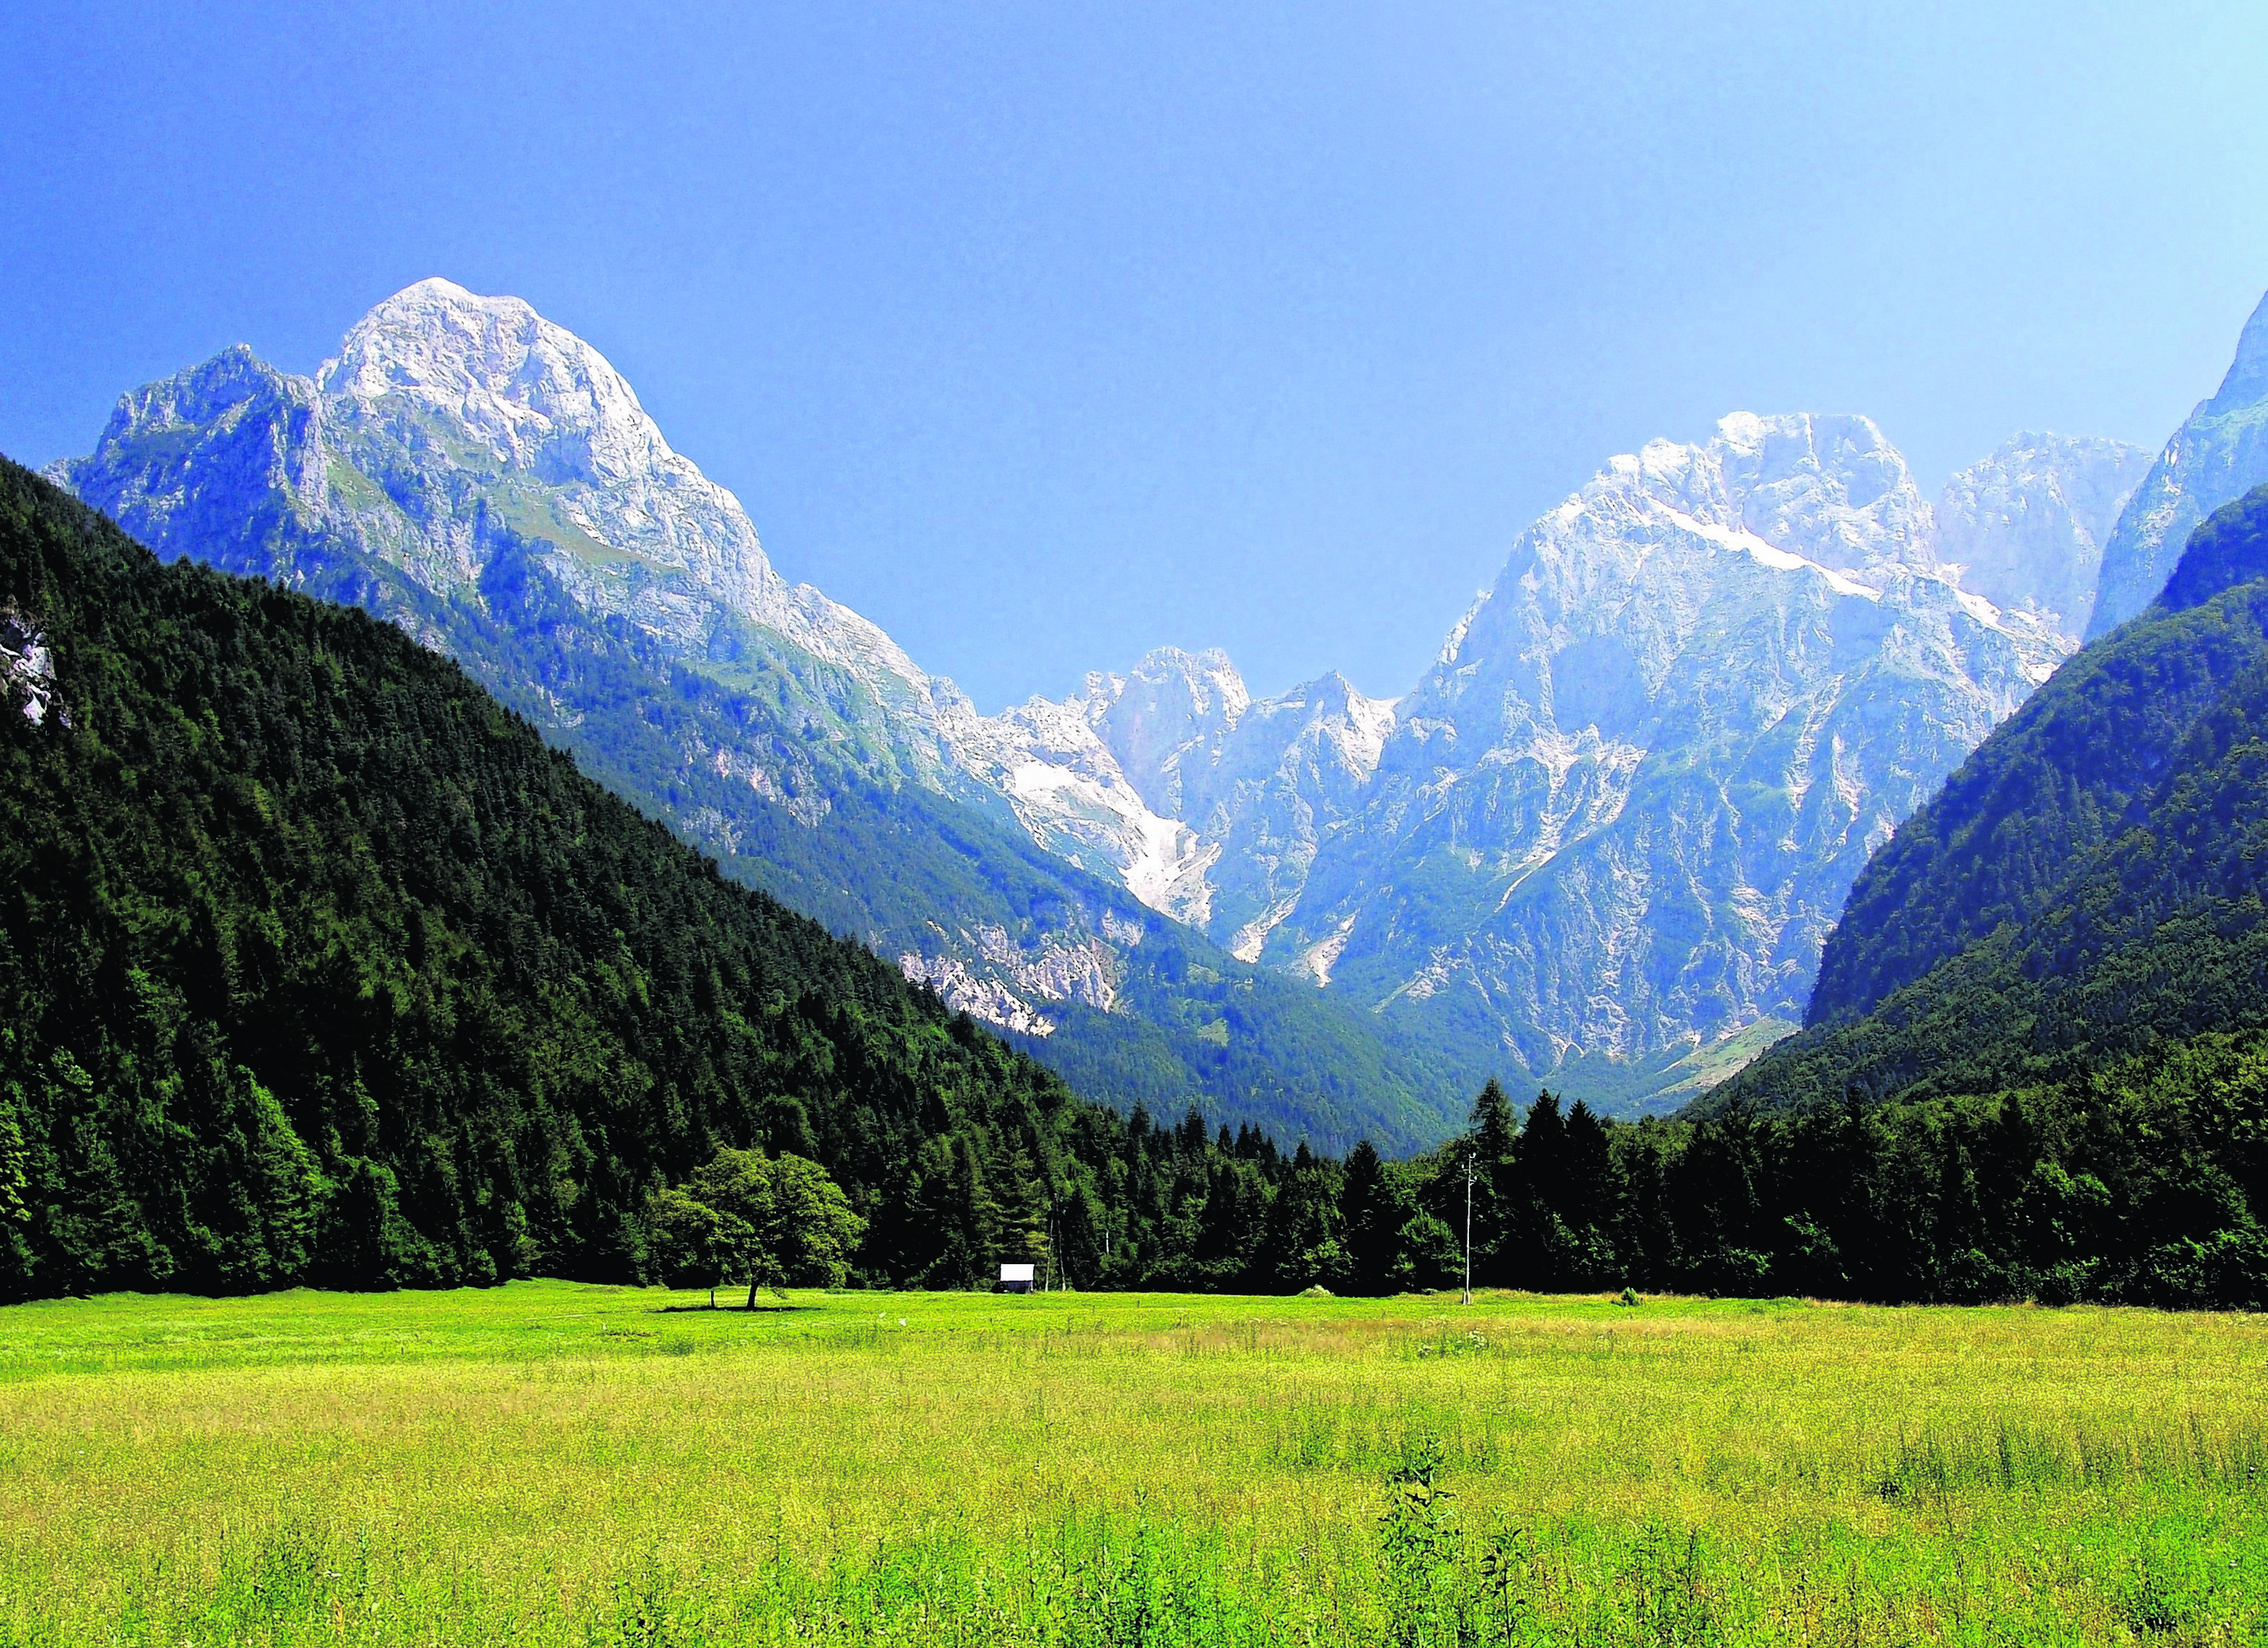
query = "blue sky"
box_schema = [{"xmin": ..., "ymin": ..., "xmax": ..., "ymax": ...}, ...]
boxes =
[{"xmin": 8, "ymin": 2, "xmax": 2268, "ymax": 707}]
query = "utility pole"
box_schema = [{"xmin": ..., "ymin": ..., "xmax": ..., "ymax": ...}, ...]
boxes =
[{"xmin": 1462, "ymin": 1152, "xmax": 1477, "ymax": 1306}]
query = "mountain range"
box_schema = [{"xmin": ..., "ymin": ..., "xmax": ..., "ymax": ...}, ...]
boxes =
[
  {"xmin": 50, "ymin": 277, "xmax": 2268, "ymax": 1134},
  {"xmin": 47, "ymin": 282, "xmax": 1456, "ymax": 1152}
]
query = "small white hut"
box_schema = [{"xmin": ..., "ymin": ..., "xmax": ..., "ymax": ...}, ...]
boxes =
[{"xmin": 999, "ymin": 1261, "xmax": 1036, "ymax": 1294}]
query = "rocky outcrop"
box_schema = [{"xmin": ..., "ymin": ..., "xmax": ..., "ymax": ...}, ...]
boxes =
[
  {"xmin": 970, "ymin": 415, "xmax": 2108, "ymax": 1100},
  {"xmin": 951, "ymin": 647, "xmax": 1398, "ymax": 956}
]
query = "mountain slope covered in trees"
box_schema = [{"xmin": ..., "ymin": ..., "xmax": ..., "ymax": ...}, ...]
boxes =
[{"xmin": 0, "ymin": 458, "xmax": 1384, "ymax": 1299}]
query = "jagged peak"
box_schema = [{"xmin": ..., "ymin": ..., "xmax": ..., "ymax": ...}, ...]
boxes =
[
  {"xmin": 1715, "ymin": 408, "xmax": 1895, "ymax": 455},
  {"xmin": 108, "ymin": 343, "xmax": 308, "ymax": 431},
  {"xmin": 1542, "ymin": 410, "xmax": 1931, "ymax": 582},
  {"xmin": 1264, "ymin": 668, "xmax": 1393, "ymax": 725},
  {"xmin": 1129, "ymin": 642, "xmax": 1240, "ymax": 678},
  {"xmin": 58, "ymin": 344, "xmax": 318, "ymax": 489}
]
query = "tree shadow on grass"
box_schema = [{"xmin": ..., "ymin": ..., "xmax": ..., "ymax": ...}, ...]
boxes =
[{"xmin": 654, "ymin": 1301, "xmax": 818, "ymax": 1314}]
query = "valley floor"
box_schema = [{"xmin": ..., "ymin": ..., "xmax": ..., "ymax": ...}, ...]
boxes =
[{"xmin": 1, "ymin": 1283, "xmax": 2262, "ymax": 1644}]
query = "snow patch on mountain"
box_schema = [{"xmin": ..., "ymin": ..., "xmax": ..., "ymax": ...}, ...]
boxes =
[{"xmin": 1654, "ymin": 505, "xmax": 1883, "ymax": 599}]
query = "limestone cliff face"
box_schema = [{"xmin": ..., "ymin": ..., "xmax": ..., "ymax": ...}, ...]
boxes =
[
  {"xmin": 1264, "ymin": 414, "xmax": 2067, "ymax": 1067},
  {"xmin": 946, "ymin": 648, "xmax": 1397, "ymax": 959}
]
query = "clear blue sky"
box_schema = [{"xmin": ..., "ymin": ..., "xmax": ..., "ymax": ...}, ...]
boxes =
[{"xmin": 8, "ymin": 3, "xmax": 2268, "ymax": 708}]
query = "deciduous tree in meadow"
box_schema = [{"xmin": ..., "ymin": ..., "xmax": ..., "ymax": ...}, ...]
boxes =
[{"xmin": 647, "ymin": 1147, "xmax": 865, "ymax": 1307}]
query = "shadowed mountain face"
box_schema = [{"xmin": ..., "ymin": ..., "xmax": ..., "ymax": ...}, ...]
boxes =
[
  {"xmin": 2087, "ymin": 290, "xmax": 2268, "ymax": 640},
  {"xmin": 47, "ymin": 280, "xmax": 1448, "ymax": 1151}
]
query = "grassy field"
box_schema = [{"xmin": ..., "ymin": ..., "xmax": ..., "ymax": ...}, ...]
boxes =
[{"xmin": 1, "ymin": 1283, "xmax": 2263, "ymax": 1645}]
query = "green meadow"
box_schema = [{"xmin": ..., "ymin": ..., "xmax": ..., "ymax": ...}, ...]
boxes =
[{"xmin": 1, "ymin": 1284, "xmax": 2263, "ymax": 1645}]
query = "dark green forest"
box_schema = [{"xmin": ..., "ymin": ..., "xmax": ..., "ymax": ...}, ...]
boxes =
[{"xmin": 0, "ymin": 458, "xmax": 1362, "ymax": 1299}]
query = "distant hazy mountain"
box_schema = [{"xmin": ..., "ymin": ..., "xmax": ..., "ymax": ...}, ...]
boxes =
[
  {"xmin": 1937, "ymin": 432, "xmax": 2151, "ymax": 639},
  {"xmin": 953, "ymin": 647, "xmax": 1396, "ymax": 961},
  {"xmin": 2088, "ymin": 289, "xmax": 2268, "ymax": 639},
  {"xmin": 48, "ymin": 280, "xmax": 1446, "ymax": 1151}
]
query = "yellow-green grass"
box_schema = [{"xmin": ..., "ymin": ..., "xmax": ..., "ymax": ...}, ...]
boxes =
[{"xmin": 2, "ymin": 1283, "xmax": 2263, "ymax": 1644}]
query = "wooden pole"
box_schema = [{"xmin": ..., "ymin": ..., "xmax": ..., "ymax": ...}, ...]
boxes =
[{"xmin": 1462, "ymin": 1154, "xmax": 1476, "ymax": 1306}]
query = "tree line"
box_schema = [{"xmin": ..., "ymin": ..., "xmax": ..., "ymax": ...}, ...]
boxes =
[{"xmin": 1104, "ymin": 1054, "xmax": 2262, "ymax": 1311}]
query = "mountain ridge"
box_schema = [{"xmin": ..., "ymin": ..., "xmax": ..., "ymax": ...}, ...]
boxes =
[
  {"xmin": 50, "ymin": 275, "xmax": 2163, "ymax": 1122},
  {"xmin": 50, "ymin": 282, "xmax": 1451, "ymax": 1151},
  {"xmin": 2087, "ymin": 290, "xmax": 2268, "ymax": 639}
]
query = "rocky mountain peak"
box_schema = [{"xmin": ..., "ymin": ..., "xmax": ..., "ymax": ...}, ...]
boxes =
[
  {"xmin": 319, "ymin": 278, "xmax": 675, "ymax": 485},
  {"xmin": 104, "ymin": 343, "xmax": 305, "ymax": 436},
  {"xmin": 1712, "ymin": 411, "xmax": 1934, "ymax": 575}
]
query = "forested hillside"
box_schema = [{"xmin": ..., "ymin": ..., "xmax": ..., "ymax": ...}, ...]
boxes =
[{"xmin": 0, "ymin": 459, "xmax": 1366, "ymax": 1299}]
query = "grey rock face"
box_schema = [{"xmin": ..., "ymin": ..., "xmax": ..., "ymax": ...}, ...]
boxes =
[
  {"xmin": 1262, "ymin": 414, "xmax": 2064, "ymax": 1069},
  {"xmin": 948, "ymin": 646, "xmax": 1395, "ymax": 946},
  {"xmin": 2087, "ymin": 289, "xmax": 2268, "ymax": 639},
  {"xmin": 1936, "ymin": 433, "xmax": 2150, "ymax": 639}
]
